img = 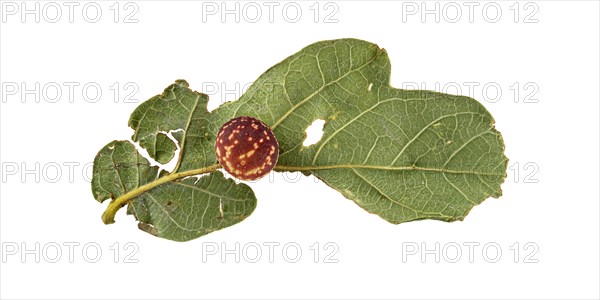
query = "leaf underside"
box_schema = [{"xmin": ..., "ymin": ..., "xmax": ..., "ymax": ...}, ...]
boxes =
[
  {"xmin": 92, "ymin": 38, "xmax": 508, "ymax": 241},
  {"xmin": 128, "ymin": 172, "xmax": 256, "ymax": 242}
]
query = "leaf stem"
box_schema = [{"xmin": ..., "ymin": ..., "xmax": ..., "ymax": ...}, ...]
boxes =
[
  {"xmin": 101, "ymin": 164, "xmax": 221, "ymax": 224},
  {"xmin": 103, "ymin": 162, "xmax": 503, "ymax": 224}
]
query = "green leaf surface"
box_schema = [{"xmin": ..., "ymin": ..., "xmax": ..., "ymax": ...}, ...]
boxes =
[
  {"xmin": 92, "ymin": 38, "xmax": 507, "ymax": 242},
  {"xmin": 129, "ymin": 172, "xmax": 256, "ymax": 242},
  {"xmin": 212, "ymin": 38, "xmax": 508, "ymax": 223},
  {"xmin": 92, "ymin": 140, "xmax": 256, "ymax": 241}
]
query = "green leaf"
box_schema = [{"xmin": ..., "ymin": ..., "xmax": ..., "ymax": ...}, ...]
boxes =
[
  {"xmin": 92, "ymin": 38, "xmax": 507, "ymax": 242},
  {"xmin": 92, "ymin": 83, "xmax": 257, "ymax": 241},
  {"xmin": 212, "ymin": 38, "xmax": 508, "ymax": 223},
  {"xmin": 129, "ymin": 172, "xmax": 257, "ymax": 242},
  {"xmin": 92, "ymin": 141, "xmax": 256, "ymax": 241}
]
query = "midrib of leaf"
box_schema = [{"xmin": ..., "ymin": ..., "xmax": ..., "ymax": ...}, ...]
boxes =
[
  {"xmin": 172, "ymin": 94, "xmax": 201, "ymax": 173},
  {"xmin": 273, "ymin": 164, "xmax": 504, "ymax": 176},
  {"xmin": 102, "ymin": 158, "xmax": 504, "ymax": 224}
]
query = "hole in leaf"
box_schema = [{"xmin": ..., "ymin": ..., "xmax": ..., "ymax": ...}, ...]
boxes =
[
  {"xmin": 159, "ymin": 129, "xmax": 183, "ymax": 172},
  {"xmin": 129, "ymin": 128, "xmax": 189, "ymax": 177},
  {"xmin": 218, "ymin": 199, "xmax": 224, "ymax": 219},
  {"xmin": 303, "ymin": 119, "xmax": 325, "ymax": 147}
]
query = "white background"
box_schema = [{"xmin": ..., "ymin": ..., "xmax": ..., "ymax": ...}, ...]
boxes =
[{"xmin": 1, "ymin": 1, "xmax": 599, "ymax": 299}]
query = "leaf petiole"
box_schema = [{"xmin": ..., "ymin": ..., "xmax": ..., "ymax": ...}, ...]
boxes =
[{"xmin": 101, "ymin": 164, "xmax": 221, "ymax": 224}]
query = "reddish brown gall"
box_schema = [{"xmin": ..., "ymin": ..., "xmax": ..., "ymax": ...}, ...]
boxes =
[{"xmin": 215, "ymin": 116, "xmax": 279, "ymax": 180}]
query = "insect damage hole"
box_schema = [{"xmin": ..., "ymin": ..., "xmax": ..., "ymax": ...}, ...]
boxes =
[
  {"xmin": 161, "ymin": 129, "xmax": 184, "ymax": 171},
  {"xmin": 218, "ymin": 199, "xmax": 224, "ymax": 219},
  {"xmin": 303, "ymin": 119, "xmax": 325, "ymax": 147}
]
